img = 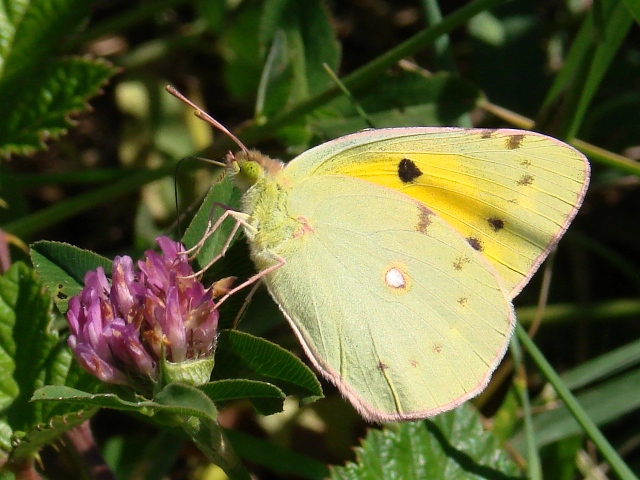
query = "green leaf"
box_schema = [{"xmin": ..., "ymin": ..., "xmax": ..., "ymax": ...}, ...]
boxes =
[
  {"xmin": 538, "ymin": 0, "xmax": 633, "ymax": 138},
  {"xmin": 621, "ymin": 0, "xmax": 640, "ymax": 24},
  {"xmin": 559, "ymin": 337, "xmax": 640, "ymax": 391},
  {"xmin": 30, "ymin": 241, "xmax": 112, "ymax": 314},
  {"xmin": 256, "ymin": 0, "xmax": 341, "ymax": 123},
  {"xmin": 0, "ymin": 0, "xmax": 118, "ymax": 155},
  {"xmin": 152, "ymin": 384, "xmax": 249, "ymax": 479},
  {"xmin": 181, "ymin": 174, "xmax": 244, "ymax": 271},
  {"xmin": 0, "ymin": 263, "xmax": 98, "ymax": 457},
  {"xmin": 225, "ymin": 428, "xmax": 330, "ymax": 479},
  {"xmin": 153, "ymin": 383, "xmax": 219, "ymax": 420},
  {"xmin": 0, "ymin": 55, "xmax": 117, "ymax": 156},
  {"xmin": 211, "ymin": 330, "xmax": 323, "ymax": 406},
  {"xmin": 331, "ymin": 405, "xmax": 521, "ymax": 479},
  {"xmin": 33, "ymin": 384, "xmax": 250, "ymax": 478},
  {"xmin": 314, "ymin": 71, "xmax": 483, "ymax": 137},
  {"xmin": 9, "ymin": 408, "xmax": 95, "ymax": 461},
  {"xmin": 33, "ymin": 383, "xmax": 219, "ymax": 423},
  {"xmin": 539, "ymin": 436, "xmax": 582, "ymax": 480},
  {"xmin": 1, "ymin": 263, "xmax": 63, "ymax": 426},
  {"xmin": 220, "ymin": 2, "xmax": 264, "ymax": 101},
  {"xmin": 199, "ymin": 379, "xmax": 286, "ymax": 416},
  {"xmin": 0, "ymin": 0, "xmax": 91, "ymax": 80}
]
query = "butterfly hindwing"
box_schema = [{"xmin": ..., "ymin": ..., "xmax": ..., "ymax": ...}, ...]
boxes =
[{"xmin": 253, "ymin": 174, "xmax": 515, "ymax": 422}]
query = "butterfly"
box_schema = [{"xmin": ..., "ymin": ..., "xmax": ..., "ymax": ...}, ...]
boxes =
[{"xmin": 170, "ymin": 89, "xmax": 590, "ymax": 422}]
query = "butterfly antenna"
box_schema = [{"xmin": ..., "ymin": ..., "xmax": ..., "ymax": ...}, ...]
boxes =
[{"xmin": 166, "ymin": 85, "xmax": 250, "ymax": 157}]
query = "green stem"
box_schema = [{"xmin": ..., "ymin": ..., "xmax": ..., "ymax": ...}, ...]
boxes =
[
  {"xmin": 510, "ymin": 334, "xmax": 541, "ymax": 479},
  {"xmin": 420, "ymin": 0, "xmax": 457, "ymax": 71},
  {"xmin": 4, "ymin": 163, "xmax": 174, "ymax": 237},
  {"xmin": 65, "ymin": 0, "xmax": 190, "ymax": 49},
  {"xmin": 419, "ymin": 0, "xmax": 473, "ymax": 127},
  {"xmin": 517, "ymin": 324, "xmax": 638, "ymax": 480}
]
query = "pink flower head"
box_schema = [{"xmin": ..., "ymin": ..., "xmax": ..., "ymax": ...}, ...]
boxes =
[{"xmin": 66, "ymin": 237, "xmax": 219, "ymax": 387}]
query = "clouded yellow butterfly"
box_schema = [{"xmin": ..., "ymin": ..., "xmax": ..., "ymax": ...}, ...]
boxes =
[{"xmin": 170, "ymin": 89, "xmax": 590, "ymax": 422}]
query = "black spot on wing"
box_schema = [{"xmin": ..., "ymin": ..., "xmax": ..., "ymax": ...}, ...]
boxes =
[
  {"xmin": 398, "ymin": 158, "xmax": 423, "ymax": 183},
  {"xmin": 466, "ymin": 237, "xmax": 483, "ymax": 251},
  {"xmin": 488, "ymin": 217, "xmax": 505, "ymax": 232}
]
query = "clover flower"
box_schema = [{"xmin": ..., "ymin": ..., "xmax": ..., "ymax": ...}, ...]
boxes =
[{"xmin": 66, "ymin": 237, "xmax": 220, "ymax": 389}]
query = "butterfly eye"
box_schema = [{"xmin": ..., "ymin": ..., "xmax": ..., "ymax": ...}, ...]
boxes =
[{"xmin": 231, "ymin": 160, "xmax": 266, "ymax": 193}]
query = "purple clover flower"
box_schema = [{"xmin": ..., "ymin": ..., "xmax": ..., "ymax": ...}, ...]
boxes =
[{"xmin": 66, "ymin": 237, "xmax": 219, "ymax": 388}]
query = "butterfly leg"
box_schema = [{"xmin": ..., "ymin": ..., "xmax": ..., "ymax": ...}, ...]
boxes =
[
  {"xmin": 214, "ymin": 251, "xmax": 286, "ymax": 310},
  {"xmin": 183, "ymin": 202, "xmax": 237, "ymax": 259},
  {"xmin": 181, "ymin": 208, "xmax": 252, "ymax": 280},
  {"xmin": 231, "ymin": 278, "xmax": 264, "ymax": 328}
]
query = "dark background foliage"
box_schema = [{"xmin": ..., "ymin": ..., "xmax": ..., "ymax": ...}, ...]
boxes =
[{"xmin": 1, "ymin": 0, "xmax": 640, "ymax": 478}]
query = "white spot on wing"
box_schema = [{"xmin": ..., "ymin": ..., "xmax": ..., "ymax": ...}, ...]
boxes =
[{"xmin": 385, "ymin": 267, "xmax": 406, "ymax": 289}]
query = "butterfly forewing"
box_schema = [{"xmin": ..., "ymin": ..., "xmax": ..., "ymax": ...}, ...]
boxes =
[{"xmin": 285, "ymin": 128, "xmax": 590, "ymax": 298}]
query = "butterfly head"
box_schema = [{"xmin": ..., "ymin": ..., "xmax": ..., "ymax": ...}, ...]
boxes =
[{"xmin": 226, "ymin": 149, "xmax": 284, "ymax": 192}]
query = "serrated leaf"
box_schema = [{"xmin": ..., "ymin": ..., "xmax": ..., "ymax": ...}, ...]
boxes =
[
  {"xmin": 0, "ymin": 0, "xmax": 118, "ymax": 155},
  {"xmin": 0, "ymin": 0, "xmax": 93, "ymax": 81},
  {"xmin": 10, "ymin": 408, "xmax": 95, "ymax": 461},
  {"xmin": 0, "ymin": 262, "xmax": 98, "ymax": 458},
  {"xmin": 199, "ymin": 379, "xmax": 286, "ymax": 416},
  {"xmin": 211, "ymin": 330, "xmax": 323, "ymax": 406},
  {"xmin": 0, "ymin": 263, "xmax": 61, "ymax": 427},
  {"xmin": 331, "ymin": 405, "xmax": 521, "ymax": 479},
  {"xmin": 30, "ymin": 241, "xmax": 112, "ymax": 314},
  {"xmin": 0, "ymin": 57, "xmax": 118, "ymax": 155}
]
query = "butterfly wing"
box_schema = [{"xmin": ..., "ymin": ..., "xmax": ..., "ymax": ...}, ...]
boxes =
[
  {"xmin": 284, "ymin": 128, "xmax": 590, "ymax": 298},
  {"xmin": 253, "ymin": 174, "xmax": 515, "ymax": 422}
]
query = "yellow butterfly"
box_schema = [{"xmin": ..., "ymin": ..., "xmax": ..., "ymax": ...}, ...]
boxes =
[{"xmin": 173, "ymin": 90, "xmax": 590, "ymax": 422}]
